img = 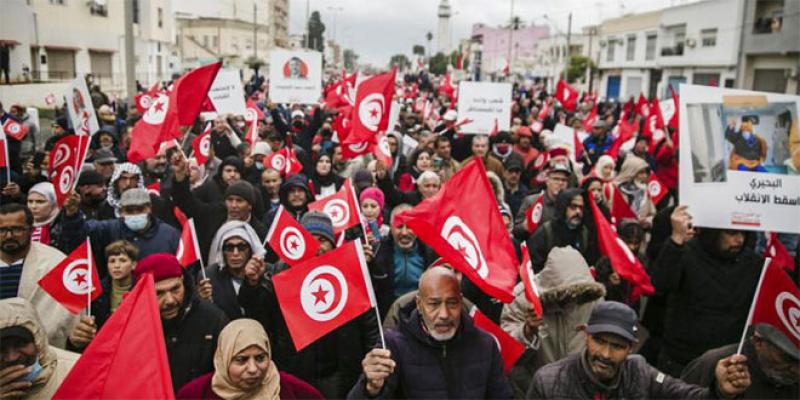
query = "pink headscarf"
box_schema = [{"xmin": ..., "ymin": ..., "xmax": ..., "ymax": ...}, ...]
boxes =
[{"xmin": 359, "ymin": 187, "xmax": 385, "ymax": 225}]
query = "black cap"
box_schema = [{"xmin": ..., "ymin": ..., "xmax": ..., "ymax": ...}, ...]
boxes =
[
  {"xmin": 753, "ymin": 323, "xmax": 799, "ymax": 361},
  {"xmin": 0, "ymin": 326, "xmax": 34, "ymax": 343},
  {"xmin": 586, "ymin": 301, "xmax": 638, "ymax": 343},
  {"xmin": 77, "ymin": 170, "xmax": 105, "ymax": 186},
  {"xmin": 504, "ymin": 157, "xmax": 523, "ymax": 172}
]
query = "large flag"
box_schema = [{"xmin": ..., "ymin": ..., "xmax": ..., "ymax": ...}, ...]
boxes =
[
  {"xmin": 555, "ymin": 80, "xmax": 578, "ymax": 112},
  {"xmin": 266, "ymin": 206, "xmax": 321, "ymax": 267},
  {"xmin": 647, "ymin": 173, "xmax": 668, "ymax": 206},
  {"xmin": 744, "ymin": 259, "xmax": 800, "ymax": 350},
  {"xmin": 48, "ymin": 134, "xmax": 91, "ymax": 207},
  {"xmin": 2, "ymin": 118, "xmax": 28, "ymax": 141},
  {"xmin": 176, "ymin": 218, "xmax": 202, "ymax": 269},
  {"xmin": 469, "ymin": 306, "xmax": 525, "ymax": 373},
  {"xmin": 307, "ymin": 180, "xmax": 361, "ymax": 236},
  {"xmin": 128, "ymin": 62, "xmax": 221, "ymax": 163},
  {"xmin": 589, "ymin": 195, "xmax": 654, "ymax": 303},
  {"xmin": 763, "ymin": 233, "xmax": 795, "ymax": 272},
  {"xmin": 191, "ymin": 122, "xmax": 212, "ymax": 165},
  {"xmin": 524, "ymin": 195, "xmax": 545, "ymax": 234},
  {"xmin": 37, "ymin": 240, "xmax": 102, "ymax": 315},
  {"xmin": 519, "ymin": 242, "xmax": 543, "ymax": 317},
  {"xmin": 273, "ymin": 239, "xmax": 377, "ymax": 351},
  {"xmin": 52, "ymin": 274, "xmax": 175, "ymax": 399},
  {"xmin": 343, "ymin": 68, "xmax": 396, "ymax": 144},
  {"xmin": 395, "ymin": 158, "xmax": 518, "ymax": 303}
]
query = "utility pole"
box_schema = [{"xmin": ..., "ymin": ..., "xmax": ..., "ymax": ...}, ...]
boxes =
[
  {"xmin": 507, "ymin": 0, "xmax": 515, "ymax": 80},
  {"xmin": 124, "ymin": 0, "xmax": 135, "ymax": 103},
  {"xmin": 586, "ymin": 26, "xmax": 595, "ymax": 91},
  {"xmin": 253, "ymin": 1, "xmax": 258, "ymax": 60},
  {"xmin": 563, "ymin": 12, "xmax": 572, "ymax": 81},
  {"xmin": 305, "ymin": 0, "xmax": 310, "ymax": 48}
]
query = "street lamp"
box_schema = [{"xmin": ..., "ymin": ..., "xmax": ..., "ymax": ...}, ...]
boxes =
[{"xmin": 327, "ymin": 5, "xmax": 343, "ymax": 43}]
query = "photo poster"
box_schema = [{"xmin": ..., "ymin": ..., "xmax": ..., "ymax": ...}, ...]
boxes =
[
  {"xmin": 269, "ymin": 49, "xmax": 323, "ymax": 104},
  {"xmin": 457, "ymin": 81, "xmax": 512, "ymax": 135},
  {"xmin": 679, "ymin": 84, "xmax": 800, "ymax": 234},
  {"xmin": 65, "ymin": 75, "xmax": 100, "ymax": 136},
  {"xmin": 208, "ymin": 69, "xmax": 247, "ymax": 116},
  {"xmin": 552, "ymin": 123, "xmax": 589, "ymax": 162}
]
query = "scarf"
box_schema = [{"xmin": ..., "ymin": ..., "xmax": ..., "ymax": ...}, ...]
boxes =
[
  {"xmin": 211, "ymin": 319, "xmax": 280, "ymax": 400},
  {"xmin": 207, "ymin": 221, "xmax": 266, "ymax": 268},
  {"xmin": 29, "ymin": 182, "xmax": 60, "ymax": 228},
  {"xmin": 107, "ymin": 163, "xmax": 145, "ymax": 216},
  {"xmin": 110, "ymin": 276, "xmax": 132, "ymax": 311}
]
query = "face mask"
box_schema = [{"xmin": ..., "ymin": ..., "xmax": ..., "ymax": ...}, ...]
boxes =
[
  {"xmin": 124, "ymin": 214, "xmax": 149, "ymax": 231},
  {"xmin": 495, "ymin": 144, "xmax": 511, "ymax": 154},
  {"xmin": 20, "ymin": 358, "xmax": 43, "ymax": 383}
]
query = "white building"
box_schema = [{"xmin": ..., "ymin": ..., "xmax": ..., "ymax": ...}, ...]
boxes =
[{"xmin": 437, "ymin": 0, "xmax": 452, "ymax": 55}]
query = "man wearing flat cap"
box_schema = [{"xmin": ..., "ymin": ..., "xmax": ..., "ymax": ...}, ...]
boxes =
[{"xmin": 527, "ymin": 301, "xmax": 752, "ymax": 399}]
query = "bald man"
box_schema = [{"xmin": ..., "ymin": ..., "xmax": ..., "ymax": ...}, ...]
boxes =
[{"xmin": 347, "ymin": 268, "xmax": 513, "ymax": 399}]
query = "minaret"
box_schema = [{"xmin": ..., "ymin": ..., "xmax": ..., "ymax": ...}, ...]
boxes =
[{"xmin": 437, "ymin": 0, "xmax": 452, "ymax": 54}]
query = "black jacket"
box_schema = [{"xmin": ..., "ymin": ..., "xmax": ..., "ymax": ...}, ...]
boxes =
[
  {"xmin": 201, "ymin": 264, "xmax": 244, "ymax": 320},
  {"xmin": 371, "ymin": 236, "xmax": 438, "ymax": 318}
]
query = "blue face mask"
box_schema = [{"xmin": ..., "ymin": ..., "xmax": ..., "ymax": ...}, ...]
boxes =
[
  {"xmin": 20, "ymin": 358, "xmax": 43, "ymax": 382},
  {"xmin": 124, "ymin": 214, "xmax": 149, "ymax": 231}
]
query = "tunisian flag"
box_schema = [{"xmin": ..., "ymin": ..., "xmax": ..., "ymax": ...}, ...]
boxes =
[
  {"xmin": 589, "ymin": 195, "xmax": 654, "ymax": 303},
  {"xmin": 524, "ymin": 195, "xmax": 545, "ymax": 234},
  {"xmin": 763, "ymin": 233, "xmax": 796, "ymax": 272},
  {"xmin": 395, "ymin": 158, "xmax": 519, "ymax": 303},
  {"xmin": 134, "ymin": 81, "xmax": 160, "ymax": 114},
  {"xmin": 470, "ymin": 306, "xmax": 525, "ymax": 373},
  {"xmin": 176, "ymin": 218, "xmax": 202, "ymax": 269},
  {"xmin": 266, "ymin": 205, "xmax": 321, "ymax": 267},
  {"xmin": 128, "ymin": 62, "xmax": 221, "ymax": 163},
  {"xmin": 343, "ymin": 68, "xmax": 396, "ymax": 144},
  {"xmin": 48, "ymin": 134, "xmax": 90, "ymax": 207},
  {"xmin": 647, "ymin": 173, "xmax": 668, "ymax": 206},
  {"xmin": 307, "ymin": 180, "xmax": 362, "ymax": 236},
  {"xmin": 0, "ymin": 128, "xmax": 9, "ymax": 169},
  {"xmin": 2, "ymin": 118, "xmax": 28, "ymax": 141},
  {"xmin": 519, "ymin": 242, "xmax": 544, "ymax": 317},
  {"xmin": 744, "ymin": 259, "xmax": 800, "ymax": 350},
  {"xmin": 606, "ymin": 183, "xmax": 638, "ymax": 224},
  {"xmin": 37, "ymin": 240, "xmax": 102, "ymax": 315},
  {"xmin": 52, "ymin": 274, "xmax": 174, "ymax": 399},
  {"xmin": 263, "ymin": 147, "xmax": 303, "ymax": 177},
  {"xmin": 191, "ymin": 123, "xmax": 212, "ymax": 165},
  {"xmin": 273, "ymin": 239, "xmax": 377, "ymax": 351},
  {"xmin": 555, "ymin": 80, "xmax": 578, "ymax": 112}
]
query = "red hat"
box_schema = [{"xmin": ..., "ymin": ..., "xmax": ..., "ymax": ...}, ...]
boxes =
[
  {"xmin": 134, "ymin": 253, "xmax": 183, "ymax": 282},
  {"xmin": 549, "ymin": 147, "xmax": 569, "ymax": 158},
  {"xmin": 517, "ymin": 126, "xmax": 533, "ymax": 138}
]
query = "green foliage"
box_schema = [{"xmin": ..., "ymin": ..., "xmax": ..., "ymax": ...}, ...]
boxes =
[{"xmin": 566, "ymin": 55, "xmax": 594, "ymax": 83}]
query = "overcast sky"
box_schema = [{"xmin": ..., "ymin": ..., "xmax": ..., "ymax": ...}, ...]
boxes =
[{"xmin": 287, "ymin": 0, "xmax": 700, "ymax": 66}]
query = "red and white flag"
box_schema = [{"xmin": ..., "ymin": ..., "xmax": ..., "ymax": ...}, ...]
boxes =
[
  {"xmin": 273, "ymin": 239, "xmax": 377, "ymax": 351},
  {"xmin": 573, "ymin": 129, "xmax": 585, "ymax": 161},
  {"xmin": 37, "ymin": 240, "xmax": 102, "ymax": 315},
  {"xmin": 537, "ymin": 100, "xmax": 550, "ymax": 121},
  {"xmin": 340, "ymin": 141, "xmax": 373, "ymax": 160},
  {"xmin": 581, "ymin": 103, "xmax": 598, "ymax": 133},
  {"xmin": 524, "ymin": 195, "xmax": 545, "ymax": 234},
  {"xmin": 146, "ymin": 182, "xmax": 161, "ymax": 197},
  {"xmin": 395, "ymin": 158, "xmax": 519, "ymax": 303},
  {"xmin": 343, "ymin": 68, "xmax": 396, "ymax": 144},
  {"xmin": 128, "ymin": 62, "xmax": 221, "ymax": 163},
  {"xmin": 647, "ymin": 173, "xmax": 668, "ymax": 205},
  {"xmin": 607, "ymin": 183, "xmax": 638, "ymax": 224},
  {"xmin": 48, "ymin": 134, "xmax": 90, "ymax": 207},
  {"xmin": 764, "ymin": 233, "xmax": 796, "ymax": 272},
  {"xmin": 519, "ymin": 242, "xmax": 543, "ymax": 317},
  {"xmin": 589, "ymin": 195, "xmax": 654, "ymax": 303},
  {"xmin": 176, "ymin": 218, "xmax": 202, "ymax": 269},
  {"xmin": 608, "ymin": 114, "xmax": 638, "ymax": 161},
  {"xmin": 372, "ymin": 130, "xmax": 393, "ymax": 166},
  {"xmin": 308, "ymin": 180, "xmax": 361, "ymax": 236},
  {"xmin": 470, "ymin": 306, "xmax": 525, "ymax": 373},
  {"xmin": 2, "ymin": 118, "xmax": 28, "ymax": 141},
  {"xmin": 668, "ymin": 86, "xmax": 679, "ymax": 131},
  {"xmin": 741, "ymin": 259, "xmax": 800, "ymax": 351},
  {"xmin": 134, "ymin": 81, "xmax": 161, "ymax": 114},
  {"xmin": 555, "ymin": 80, "xmax": 578, "ymax": 112},
  {"xmin": 263, "ymin": 147, "xmax": 303, "ymax": 177},
  {"xmin": 266, "ymin": 206, "xmax": 321, "ymax": 267},
  {"xmin": 192, "ymin": 122, "xmax": 213, "ymax": 165},
  {"xmin": 635, "ymin": 93, "xmax": 650, "ymax": 118},
  {"xmin": 0, "ymin": 128, "xmax": 9, "ymax": 169}
]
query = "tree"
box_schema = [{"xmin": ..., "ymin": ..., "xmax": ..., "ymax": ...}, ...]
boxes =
[
  {"xmin": 389, "ymin": 54, "xmax": 411, "ymax": 71},
  {"xmin": 429, "ymin": 52, "xmax": 448, "ymax": 75},
  {"xmin": 307, "ymin": 11, "xmax": 326, "ymax": 52},
  {"xmin": 412, "ymin": 45, "xmax": 426, "ymax": 56},
  {"xmin": 566, "ymin": 55, "xmax": 595, "ymax": 83}
]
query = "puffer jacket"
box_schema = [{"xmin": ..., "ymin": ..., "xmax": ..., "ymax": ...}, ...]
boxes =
[
  {"xmin": 347, "ymin": 302, "xmax": 513, "ymax": 399},
  {"xmin": 0, "ymin": 298, "xmax": 79, "ymax": 399},
  {"xmin": 502, "ymin": 246, "xmax": 606, "ymax": 398}
]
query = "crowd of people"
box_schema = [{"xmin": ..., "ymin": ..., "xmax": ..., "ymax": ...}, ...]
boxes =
[{"xmin": 0, "ymin": 67, "xmax": 798, "ymax": 400}]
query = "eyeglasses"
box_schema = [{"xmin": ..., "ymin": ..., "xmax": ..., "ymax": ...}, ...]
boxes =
[
  {"xmin": 0, "ymin": 226, "xmax": 29, "ymax": 236},
  {"xmin": 222, "ymin": 243, "xmax": 250, "ymax": 253}
]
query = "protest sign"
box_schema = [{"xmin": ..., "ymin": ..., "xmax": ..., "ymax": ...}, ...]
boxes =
[
  {"xmin": 457, "ymin": 82, "xmax": 511, "ymax": 134},
  {"xmin": 679, "ymin": 84, "xmax": 800, "ymax": 233},
  {"xmin": 208, "ymin": 69, "xmax": 247, "ymax": 115},
  {"xmin": 551, "ymin": 123, "xmax": 588, "ymax": 159},
  {"xmin": 269, "ymin": 49, "xmax": 323, "ymax": 104},
  {"xmin": 65, "ymin": 75, "xmax": 99, "ymax": 136}
]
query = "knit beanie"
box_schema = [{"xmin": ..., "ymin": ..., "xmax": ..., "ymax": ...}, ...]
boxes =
[
  {"xmin": 359, "ymin": 187, "xmax": 385, "ymax": 211},
  {"xmin": 134, "ymin": 253, "xmax": 183, "ymax": 282},
  {"xmin": 225, "ymin": 181, "xmax": 256, "ymax": 205},
  {"xmin": 301, "ymin": 211, "xmax": 335, "ymax": 244}
]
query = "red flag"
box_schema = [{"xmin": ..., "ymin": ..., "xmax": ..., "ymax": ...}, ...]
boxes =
[
  {"xmin": 519, "ymin": 242, "xmax": 543, "ymax": 317},
  {"xmin": 244, "ymin": 99, "xmax": 265, "ymax": 122},
  {"xmin": 395, "ymin": 159, "xmax": 518, "ymax": 303},
  {"xmin": 146, "ymin": 181, "xmax": 161, "ymax": 197},
  {"xmin": 634, "ymin": 93, "xmax": 650, "ymax": 118},
  {"xmin": 524, "ymin": 195, "xmax": 545, "ymax": 234},
  {"xmin": 555, "ymin": 80, "xmax": 578, "ymax": 112},
  {"xmin": 134, "ymin": 81, "xmax": 160, "ymax": 114},
  {"xmin": 48, "ymin": 134, "xmax": 90, "ymax": 207},
  {"xmin": 263, "ymin": 147, "xmax": 303, "ymax": 176},
  {"xmin": 308, "ymin": 180, "xmax": 361, "ymax": 236},
  {"xmin": 273, "ymin": 240, "xmax": 377, "ymax": 351},
  {"xmin": 128, "ymin": 62, "xmax": 221, "ymax": 163},
  {"xmin": 608, "ymin": 117, "xmax": 638, "ymax": 161},
  {"xmin": 537, "ymin": 100, "xmax": 550, "ymax": 121},
  {"xmin": 668, "ymin": 86, "xmax": 679, "ymax": 131},
  {"xmin": 176, "ymin": 218, "xmax": 201, "ymax": 268},
  {"xmin": 173, "ymin": 206, "xmax": 188, "ymax": 227},
  {"xmin": 764, "ymin": 233, "xmax": 796, "ymax": 272},
  {"xmin": 372, "ymin": 130, "xmax": 393, "ymax": 166},
  {"xmin": 37, "ymin": 240, "xmax": 102, "ymax": 315},
  {"xmin": 573, "ymin": 129, "xmax": 585, "ymax": 161},
  {"xmin": 581, "ymin": 104, "xmax": 598, "ymax": 133},
  {"xmin": 2, "ymin": 118, "xmax": 28, "ymax": 141},
  {"xmin": 267, "ymin": 206, "xmax": 321, "ymax": 267},
  {"xmin": 340, "ymin": 140, "xmax": 373, "ymax": 160},
  {"xmin": 332, "ymin": 108, "xmax": 353, "ymax": 138},
  {"xmin": 747, "ymin": 259, "xmax": 800, "ymax": 350},
  {"xmin": 469, "ymin": 306, "xmax": 525, "ymax": 373},
  {"xmin": 0, "ymin": 129, "xmax": 8, "ymax": 169},
  {"xmin": 344, "ymin": 68, "xmax": 396, "ymax": 144},
  {"xmin": 192, "ymin": 122, "xmax": 212, "ymax": 165},
  {"xmin": 52, "ymin": 274, "xmax": 175, "ymax": 399},
  {"xmin": 438, "ymin": 73, "xmax": 455, "ymax": 103},
  {"xmin": 607, "ymin": 184, "xmax": 638, "ymax": 224},
  {"xmin": 647, "ymin": 173, "xmax": 668, "ymax": 205},
  {"xmin": 589, "ymin": 196, "xmax": 654, "ymax": 303}
]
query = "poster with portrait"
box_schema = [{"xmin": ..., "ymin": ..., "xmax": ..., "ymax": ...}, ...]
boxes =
[
  {"xmin": 679, "ymin": 84, "xmax": 800, "ymax": 233},
  {"xmin": 457, "ymin": 82, "xmax": 512, "ymax": 134},
  {"xmin": 65, "ymin": 75, "xmax": 99, "ymax": 136},
  {"xmin": 269, "ymin": 49, "xmax": 323, "ymax": 104}
]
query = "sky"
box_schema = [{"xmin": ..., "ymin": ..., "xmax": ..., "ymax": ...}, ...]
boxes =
[{"xmin": 288, "ymin": 0, "xmax": 700, "ymax": 67}]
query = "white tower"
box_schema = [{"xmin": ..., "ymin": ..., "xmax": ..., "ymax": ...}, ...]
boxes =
[{"xmin": 437, "ymin": 0, "xmax": 452, "ymax": 54}]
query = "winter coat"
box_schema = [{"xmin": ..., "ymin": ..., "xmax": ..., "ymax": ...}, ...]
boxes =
[
  {"xmin": 377, "ymin": 173, "xmax": 424, "ymax": 209},
  {"xmin": 347, "ymin": 302, "xmax": 513, "ymax": 399},
  {"xmin": 192, "ymin": 157, "xmax": 266, "ymax": 218},
  {"xmin": 526, "ymin": 351, "xmax": 719, "ymax": 399},
  {"xmin": 0, "ymin": 298, "xmax": 80, "ymax": 399},
  {"xmin": 371, "ymin": 236, "xmax": 438, "ymax": 318},
  {"xmin": 502, "ymin": 246, "xmax": 606, "ymax": 397},
  {"xmin": 176, "ymin": 371, "xmax": 324, "ymax": 400},
  {"xmin": 513, "ymin": 192, "xmax": 558, "ymax": 241},
  {"xmin": 201, "ymin": 264, "xmax": 244, "ymax": 320}
]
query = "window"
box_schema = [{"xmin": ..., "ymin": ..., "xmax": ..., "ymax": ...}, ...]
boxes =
[
  {"xmin": 661, "ymin": 24, "xmax": 686, "ymax": 56},
  {"xmin": 49, "ymin": 0, "xmax": 66, "ymax": 4},
  {"xmin": 645, "ymin": 34, "xmax": 657, "ymax": 60},
  {"xmin": 606, "ymin": 39, "xmax": 616, "ymax": 62},
  {"xmin": 133, "ymin": 0, "xmax": 140, "ymax": 24},
  {"xmin": 701, "ymin": 28, "xmax": 717, "ymax": 47},
  {"xmin": 158, "ymin": 7, "xmax": 163, "ymax": 28},
  {"xmin": 89, "ymin": 0, "xmax": 107, "ymax": 16},
  {"xmin": 626, "ymin": 35, "xmax": 636, "ymax": 61},
  {"xmin": 753, "ymin": 0, "xmax": 784, "ymax": 34},
  {"xmin": 693, "ymin": 73, "xmax": 720, "ymax": 87}
]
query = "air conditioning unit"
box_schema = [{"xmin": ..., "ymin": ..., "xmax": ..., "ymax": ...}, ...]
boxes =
[{"xmin": 685, "ymin": 38, "xmax": 697, "ymax": 48}]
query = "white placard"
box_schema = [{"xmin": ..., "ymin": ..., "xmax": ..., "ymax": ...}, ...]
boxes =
[
  {"xmin": 65, "ymin": 75, "xmax": 99, "ymax": 135},
  {"xmin": 679, "ymin": 84, "xmax": 800, "ymax": 234},
  {"xmin": 269, "ymin": 50, "xmax": 323, "ymax": 104},
  {"xmin": 457, "ymin": 82, "xmax": 512, "ymax": 134},
  {"xmin": 208, "ymin": 69, "xmax": 247, "ymax": 116},
  {"xmin": 551, "ymin": 123, "xmax": 589, "ymax": 160}
]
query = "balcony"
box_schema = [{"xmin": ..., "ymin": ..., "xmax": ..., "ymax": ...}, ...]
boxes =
[
  {"xmin": 660, "ymin": 43, "xmax": 684, "ymax": 57},
  {"xmin": 753, "ymin": 16, "xmax": 782, "ymax": 34}
]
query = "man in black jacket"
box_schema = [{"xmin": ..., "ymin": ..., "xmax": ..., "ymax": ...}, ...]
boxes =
[{"xmin": 133, "ymin": 253, "xmax": 229, "ymax": 392}]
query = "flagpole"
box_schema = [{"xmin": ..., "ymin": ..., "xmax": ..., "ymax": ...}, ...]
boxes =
[
  {"xmin": 735, "ymin": 257, "xmax": 771, "ymax": 355},
  {"xmin": 3, "ymin": 136, "xmax": 9, "ymax": 185},
  {"xmin": 87, "ymin": 238, "xmax": 93, "ymax": 316},
  {"xmin": 374, "ymin": 304, "xmax": 386, "ymax": 349},
  {"xmin": 191, "ymin": 219, "xmax": 208, "ymax": 280}
]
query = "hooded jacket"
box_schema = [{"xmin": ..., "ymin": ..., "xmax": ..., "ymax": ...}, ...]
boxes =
[
  {"xmin": 0, "ymin": 298, "xmax": 79, "ymax": 399},
  {"xmin": 96, "ymin": 162, "xmax": 174, "ymax": 225},
  {"xmin": 263, "ymin": 174, "xmax": 313, "ymax": 231},
  {"xmin": 502, "ymin": 246, "xmax": 606, "ymax": 397}
]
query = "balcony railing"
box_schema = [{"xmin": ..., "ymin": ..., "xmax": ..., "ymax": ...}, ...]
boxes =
[
  {"xmin": 753, "ymin": 16, "xmax": 782, "ymax": 34},
  {"xmin": 660, "ymin": 43, "xmax": 684, "ymax": 57}
]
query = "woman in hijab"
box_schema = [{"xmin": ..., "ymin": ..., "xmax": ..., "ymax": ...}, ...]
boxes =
[
  {"xmin": 27, "ymin": 182, "xmax": 68, "ymax": 251},
  {"xmin": 610, "ymin": 155, "xmax": 656, "ymax": 229},
  {"xmin": 177, "ymin": 319, "xmax": 323, "ymax": 399},
  {"xmin": 592, "ymin": 154, "xmax": 616, "ymax": 182},
  {"xmin": 310, "ymin": 152, "xmax": 343, "ymax": 200}
]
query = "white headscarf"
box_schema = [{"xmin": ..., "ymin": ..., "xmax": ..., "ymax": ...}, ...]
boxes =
[
  {"xmin": 29, "ymin": 182, "xmax": 60, "ymax": 227},
  {"xmin": 208, "ymin": 220, "xmax": 266, "ymax": 267}
]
